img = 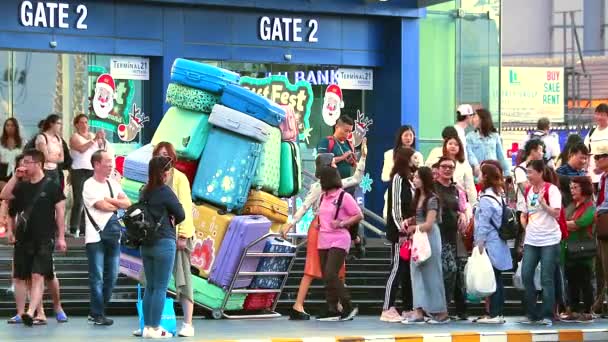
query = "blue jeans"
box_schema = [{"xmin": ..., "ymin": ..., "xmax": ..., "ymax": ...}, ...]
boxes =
[
  {"xmin": 141, "ymin": 238, "xmax": 176, "ymax": 327},
  {"xmin": 86, "ymin": 216, "xmax": 122, "ymax": 318},
  {"xmin": 522, "ymin": 243, "xmax": 560, "ymax": 320},
  {"xmin": 489, "ymin": 268, "xmax": 504, "ymax": 317}
]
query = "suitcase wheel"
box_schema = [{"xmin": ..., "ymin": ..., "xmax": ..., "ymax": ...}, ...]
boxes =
[{"xmin": 212, "ymin": 309, "xmax": 223, "ymax": 320}]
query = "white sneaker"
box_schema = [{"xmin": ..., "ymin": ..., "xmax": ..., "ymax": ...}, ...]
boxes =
[
  {"xmin": 477, "ymin": 316, "xmax": 505, "ymax": 324},
  {"xmin": 144, "ymin": 327, "xmax": 173, "ymax": 339},
  {"xmin": 133, "ymin": 328, "xmax": 143, "ymax": 337},
  {"xmin": 380, "ymin": 307, "xmax": 402, "ymax": 323},
  {"xmin": 178, "ymin": 323, "xmax": 195, "ymax": 337}
]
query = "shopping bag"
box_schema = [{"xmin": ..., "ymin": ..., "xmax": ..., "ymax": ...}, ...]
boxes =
[
  {"xmin": 136, "ymin": 284, "xmax": 177, "ymax": 335},
  {"xmin": 399, "ymin": 239, "xmax": 411, "ymax": 261},
  {"xmin": 465, "ymin": 246, "xmax": 496, "ymax": 297},
  {"xmin": 513, "ymin": 261, "xmax": 541, "ymax": 291},
  {"xmin": 411, "ymin": 227, "xmax": 431, "ymax": 265}
]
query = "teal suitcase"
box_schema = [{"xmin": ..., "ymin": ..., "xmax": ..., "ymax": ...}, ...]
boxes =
[
  {"xmin": 166, "ymin": 83, "xmax": 220, "ymax": 114},
  {"xmin": 278, "ymin": 141, "xmax": 302, "ymax": 197},
  {"xmin": 152, "ymin": 107, "xmax": 211, "ymax": 160},
  {"xmin": 251, "ymin": 127, "xmax": 281, "ymax": 194},
  {"xmin": 168, "ymin": 274, "xmax": 246, "ymax": 311}
]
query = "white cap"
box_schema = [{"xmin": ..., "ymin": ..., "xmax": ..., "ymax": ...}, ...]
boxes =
[{"xmin": 457, "ymin": 104, "xmax": 474, "ymax": 116}]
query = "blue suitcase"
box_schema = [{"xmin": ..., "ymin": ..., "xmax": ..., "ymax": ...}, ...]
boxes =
[
  {"xmin": 220, "ymin": 84, "xmax": 286, "ymax": 127},
  {"xmin": 171, "ymin": 58, "xmax": 240, "ymax": 94},
  {"xmin": 151, "ymin": 107, "xmax": 211, "ymax": 160},
  {"xmin": 124, "ymin": 144, "xmax": 153, "ymax": 184},
  {"xmin": 250, "ymin": 238, "xmax": 296, "ymax": 289},
  {"xmin": 192, "ymin": 127, "xmax": 262, "ymax": 212}
]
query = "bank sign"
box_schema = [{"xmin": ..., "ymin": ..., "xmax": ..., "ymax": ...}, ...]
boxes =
[{"xmin": 501, "ymin": 67, "xmax": 564, "ymax": 123}]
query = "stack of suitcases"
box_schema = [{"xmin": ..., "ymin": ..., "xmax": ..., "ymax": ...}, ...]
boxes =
[{"xmin": 118, "ymin": 58, "xmax": 301, "ymax": 316}]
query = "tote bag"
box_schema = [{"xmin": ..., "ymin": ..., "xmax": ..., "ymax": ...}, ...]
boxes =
[
  {"xmin": 136, "ymin": 284, "xmax": 177, "ymax": 335},
  {"xmin": 411, "ymin": 227, "xmax": 431, "ymax": 265}
]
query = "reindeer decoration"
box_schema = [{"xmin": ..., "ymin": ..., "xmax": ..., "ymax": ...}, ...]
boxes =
[{"xmin": 117, "ymin": 103, "xmax": 149, "ymax": 142}]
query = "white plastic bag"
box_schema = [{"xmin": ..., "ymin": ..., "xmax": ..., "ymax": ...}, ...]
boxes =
[
  {"xmin": 465, "ymin": 246, "xmax": 496, "ymax": 297},
  {"xmin": 513, "ymin": 261, "xmax": 541, "ymax": 291},
  {"xmin": 411, "ymin": 226, "xmax": 431, "ymax": 265}
]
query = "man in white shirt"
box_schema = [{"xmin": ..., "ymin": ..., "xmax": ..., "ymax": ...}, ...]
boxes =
[
  {"xmin": 83, "ymin": 150, "xmax": 131, "ymax": 326},
  {"xmin": 585, "ymin": 103, "xmax": 608, "ymax": 187},
  {"xmin": 454, "ymin": 104, "xmax": 474, "ymax": 162}
]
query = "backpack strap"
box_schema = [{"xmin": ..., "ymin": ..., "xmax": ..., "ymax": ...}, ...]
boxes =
[
  {"xmin": 334, "ymin": 190, "xmax": 346, "ymax": 220},
  {"xmin": 479, "ymin": 194, "xmax": 503, "ymax": 230},
  {"xmin": 327, "ymin": 136, "xmax": 335, "ymax": 153},
  {"xmin": 588, "ymin": 127, "xmax": 597, "ymax": 152}
]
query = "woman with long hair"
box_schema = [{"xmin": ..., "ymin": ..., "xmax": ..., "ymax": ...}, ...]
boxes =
[
  {"xmin": 138, "ymin": 156, "xmax": 185, "ymax": 338},
  {"xmin": 380, "ymin": 147, "xmax": 416, "ymax": 322},
  {"xmin": 0, "ymin": 118, "xmax": 23, "ymax": 187},
  {"xmin": 315, "ymin": 167, "xmax": 363, "ymax": 321},
  {"xmin": 403, "ymin": 167, "xmax": 449, "ymax": 324},
  {"xmin": 474, "ymin": 163, "xmax": 512, "ymax": 324},
  {"xmin": 465, "ymin": 109, "xmax": 510, "ymax": 178},
  {"xmin": 35, "ymin": 114, "xmax": 64, "ymax": 187}
]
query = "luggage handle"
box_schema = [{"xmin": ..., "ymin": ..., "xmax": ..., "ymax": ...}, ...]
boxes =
[
  {"xmin": 226, "ymin": 118, "xmax": 241, "ymax": 130},
  {"xmin": 186, "ymin": 72, "xmax": 201, "ymax": 81}
]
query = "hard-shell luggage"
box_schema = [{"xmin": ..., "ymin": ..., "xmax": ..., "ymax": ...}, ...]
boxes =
[
  {"xmin": 250, "ymin": 237, "xmax": 296, "ymax": 289},
  {"xmin": 119, "ymin": 253, "xmax": 144, "ymax": 283},
  {"xmin": 168, "ymin": 275, "xmax": 246, "ymax": 311},
  {"xmin": 175, "ymin": 159, "xmax": 197, "ymax": 187},
  {"xmin": 120, "ymin": 245, "xmax": 141, "ymax": 258},
  {"xmin": 121, "ymin": 177, "xmax": 144, "ymax": 203},
  {"xmin": 220, "ymin": 84, "xmax": 286, "ymax": 127},
  {"xmin": 209, "ymin": 215, "xmax": 271, "ymax": 289},
  {"xmin": 151, "ymin": 107, "xmax": 211, "ymax": 160},
  {"xmin": 242, "ymin": 190, "xmax": 288, "ymax": 224},
  {"xmin": 251, "ymin": 127, "xmax": 281, "ymax": 194},
  {"xmin": 191, "ymin": 203, "xmax": 234, "ymax": 278},
  {"xmin": 243, "ymin": 293, "xmax": 276, "ymax": 311},
  {"xmin": 124, "ymin": 144, "xmax": 153, "ymax": 184},
  {"xmin": 192, "ymin": 128, "xmax": 262, "ymax": 212},
  {"xmin": 208, "ymin": 104, "xmax": 271, "ymax": 143},
  {"xmin": 279, "ymin": 106, "xmax": 298, "ymax": 142},
  {"xmin": 170, "ymin": 58, "xmax": 239, "ymax": 94},
  {"xmin": 166, "ymin": 83, "xmax": 220, "ymax": 114},
  {"xmin": 278, "ymin": 141, "xmax": 302, "ymax": 197}
]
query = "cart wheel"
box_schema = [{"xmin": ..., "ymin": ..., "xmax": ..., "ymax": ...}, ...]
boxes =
[{"xmin": 211, "ymin": 309, "xmax": 222, "ymax": 320}]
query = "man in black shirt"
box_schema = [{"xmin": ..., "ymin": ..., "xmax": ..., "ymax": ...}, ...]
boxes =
[{"xmin": 6, "ymin": 149, "xmax": 67, "ymax": 327}]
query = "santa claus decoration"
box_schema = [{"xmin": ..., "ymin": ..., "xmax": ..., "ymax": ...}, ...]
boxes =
[
  {"xmin": 322, "ymin": 84, "xmax": 344, "ymax": 126},
  {"xmin": 92, "ymin": 73, "xmax": 116, "ymax": 119}
]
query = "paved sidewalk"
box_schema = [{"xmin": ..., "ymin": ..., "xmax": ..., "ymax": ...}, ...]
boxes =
[{"xmin": 2, "ymin": 316, "xmax": 608, "ymax": 341}]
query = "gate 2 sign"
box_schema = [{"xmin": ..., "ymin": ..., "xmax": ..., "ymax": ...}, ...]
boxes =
[{"xmin": 240, "ymin": 75, "xmax": 313, "ymax": 142}]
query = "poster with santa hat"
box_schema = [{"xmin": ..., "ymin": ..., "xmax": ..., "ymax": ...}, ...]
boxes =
[
  {"xmin": 322, "ymin": 84, "xmax": 344, "ymax": 126},
  {"xmin": 93, "ymin": 73, "xmax": 116, "ymax": 119}
]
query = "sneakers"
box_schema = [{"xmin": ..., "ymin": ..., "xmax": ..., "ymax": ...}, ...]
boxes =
[
  {"xmin": 539, "ymin": 318, "xmax": 553, "ymax": 327},
  {"xmin": 289, "ymin": 309, "xmax": 311, "ymax": 321},
  {"xmin": 518, "ymin": 318, "xmax": 538, "ymax": 324},
  {"xmin": 476, "ymin": 316, "xmax": 505, "ymax": 324},
  {"xmin": 133, "ymin": 328, "xmax": 143, "ymax": 337},
  {"xmin": 178, "ymin": 323, "xmax": 195, "ymax": 337},
  {"xmin": 340, "ymin": 306, "xmax": 358, "ymax": 321},
  {"xmin": 93, "ymin": 316, "xmax": 114, "ymax": 326},
  {"xmin": 380, "ymin": 307, "xmax": 402, "ymax": 323},
  {"xmin": 316, "ymin": 311, "xmax": 341, "ymax": 322},
  {"xmin": 143, "ymin": 327, "xmax": 173, "ymax": 339}
]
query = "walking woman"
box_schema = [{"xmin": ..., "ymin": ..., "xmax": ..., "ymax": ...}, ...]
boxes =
[
  {"xmin": 403, "ymin": 166, "xmax": 449, "ymax": 324},
  {"xmin": 315, "ymin": 167, "xmax": 363, "ymax": 321},
  {"xmin": 561, "ymin": 176, "xmax": 595, "ymax": 323},
  {"xmin": 282, "ymin": 140, "xmax": 367, "ymax": 320},
  {"xmin": 138, "ymin": 156, "xmax": 185, "ymax": 338},
  {"xmin": 380, "ymin": 147, "xmax": 416, "ymax": 322},
  {"xmin": 466, "ymin": 109, "xmax": 510, "ymax": 178},
  {"xmin": 0, "ymin": 118, "xmax": 23, "ymax": 189},
  {"xmin": 474, "ymin": 163, "xmax": 512, "ymax": 324},
  {"xmin": 382, "ymin": 126, "xmax": 424, "ymax": 218},
  {"xmin": 151, "ymin": 142, "xmax": 195, "ymax": 337},
  {"xmin": 520, "ymin": 160, "xmax": 562, "ymax": 326},
  {"xmin": 35, "ymin": 114, "xmax": 64, "ymax": 188}
]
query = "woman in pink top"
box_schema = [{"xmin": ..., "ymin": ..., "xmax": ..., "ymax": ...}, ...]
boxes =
[{"xmin": 316, "ymin": 167, "xmax": 363, "ymax": 322}]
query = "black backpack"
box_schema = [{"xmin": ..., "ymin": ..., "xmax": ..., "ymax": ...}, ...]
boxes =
[
  {"xmin": 479, "ymin": 194, "xmax": 517, "ymax": 241},
  {"xmin": 120, "ymin": 201, "xmax": 164, "ymax": 248}
]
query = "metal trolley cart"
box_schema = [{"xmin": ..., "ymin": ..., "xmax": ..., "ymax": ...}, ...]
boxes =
[{"xmin": 206, "ymin": 232, "xmax": 298, "ymax": 320}]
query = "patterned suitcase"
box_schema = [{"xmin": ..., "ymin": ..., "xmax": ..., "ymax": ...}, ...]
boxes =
[
  {"xmin": 250, "ymin": 238, "xmax": 296, "ymax": 289},
  {"xmin": 168, "ymin": 275, "xmax": 246, "ymax": 311},
  {"xmin": 243, "ymin": 293, "xmax": 276, "ymax": 311},
  {"xmin": 124, "ymin": 144, "xmax": 153, "ymax": 183},
  {"xmin": 192, "ymin": 128, "xmax": 262, "ymax": 212},
  {"xmin": 220, "ymin": 84, "xmax": 286, "ymax": 127},
  {"xmin": 166, "ymin": 83, "xmax": 220, "ymax": 114},
  {"xmin": 119, "ymin": 253, "xmax": 144, "ymax": 283},
  {"xmin": 151, "ymin": 107, "xmax": 211, "ymax": 160},
  {"xmin": 209, "ymin": 215, "xmax": 271, "ymax": 289},
  {"xmin": 242, "ymin": 190, "xmax": 288, "ymax": 224},
  {"xmin": 278, "ymin": 141, "xmax": 302, "ymax": 197},
  {"xmin": 191, "ymin": 203, "xmax": 234, "ymax": 278},
  {"xmin": 170, "ymin": 58, "xmax": 239, "ymax": 94},
  {"xmin": 175, "ymin": 159, "xmax": 197, "ymax": 187},
  {"xmin": 209, "ymin": 104, "xmax": 271, "ymax": 143},
  {"xmin": 279, "ymin": 106, "xmax": 298, "ymax": 142},
  {"xmin": 251, "ymin": 127, "xmax": 281, "ymax": 194},
  {"xmin": 121, "ymin": 177, "xmax": 144, "ymax": 203}
]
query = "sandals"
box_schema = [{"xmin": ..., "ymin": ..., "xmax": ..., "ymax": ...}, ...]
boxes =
[
  {"xmin": 427, "ymin": 316, "xmax": 451, "ymax": 325},
  {"xmin": 7, "ymin": 315, "xmax": 22, "ymax": 324},
  {"xmin": 56, "ymin": 311, "xmax": 68, "ymax": 323},
  {"xmin": 33, "ymin": 318, "xmax": 47, "ymax": 325}
]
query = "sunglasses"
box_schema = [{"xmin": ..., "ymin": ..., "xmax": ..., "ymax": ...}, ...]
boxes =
[{"xmin": 530, "ymin": 193, "xmax": 539, "ymax": 206}]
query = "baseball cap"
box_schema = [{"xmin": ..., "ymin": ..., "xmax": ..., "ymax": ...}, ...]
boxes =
[{"xmin": 456, "ymin": 104, "xmax": 475, "ymax": 116}]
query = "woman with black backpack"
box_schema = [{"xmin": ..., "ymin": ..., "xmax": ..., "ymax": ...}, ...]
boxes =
[{"xmin": 138, "ymin": 156, "xmax": 185, "ymax": 338}]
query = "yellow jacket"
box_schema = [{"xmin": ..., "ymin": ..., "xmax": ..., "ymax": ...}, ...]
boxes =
[{"xmin": 169, "ymin": 168, "xmax": 195, "ymax": 239}]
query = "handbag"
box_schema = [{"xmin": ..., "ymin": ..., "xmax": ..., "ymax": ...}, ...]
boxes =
[
  {"xmin": 411, "ymin": 226, "xmax": 431, "ymax": 265},
  {"xmin": 565, "ymin": 239, "xmax": 597, "ymax": 260},
  {"xmin": 136, "ymin": 284, "xmax": 176, "ymax": 335},
  {"xmin": 399, "ymin": 239, "xmax": 411, "ymax": 261}
]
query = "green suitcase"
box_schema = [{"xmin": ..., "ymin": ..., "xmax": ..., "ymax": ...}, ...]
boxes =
[
  {"xmin": 120, "ymin": 177, "xmax": 144, "ymax": 203},
  {"xmin": 251, "ymin": 127, "xmax": 281, "ymax": 194},
  {"xmin": 278, "ymin": 141, "xmax": 302, "ymax": 198},
  {"xmin": 168, "ymin": 274, "xmax": 246, "ymax": 311},
  {"xmin": 166, "ymin": 83, "xmax": 220, "ymax": 114},
  {"xmin": 152, "ymin": 107, "xmax": 211, "ymax": 160}
]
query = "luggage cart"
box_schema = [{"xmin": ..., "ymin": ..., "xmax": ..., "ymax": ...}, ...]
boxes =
[{"xmin": 210, "ymin": 232, "xmax": 298, "ymax": 319}]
